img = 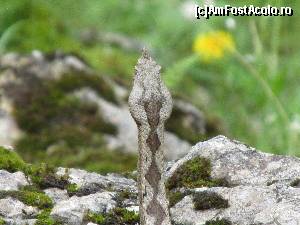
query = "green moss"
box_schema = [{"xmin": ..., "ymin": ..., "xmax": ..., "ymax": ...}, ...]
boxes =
[
  {"xmin": 66, "ymin": 183, "xmax": 79, "ymax": 196},
  {"xmin": 27, "ymin": 163, "xmax": 69, "ymax": 189},
  {"xmin": 166, "ymin": 157, "xmax": 229, "ymax": 190},
  {"xmin": 35, "ymin": 209, "xmax": 61, "ymax": 225},
  {"xmin": 0, "ymin": 217, "xmax": 4, "ymax": 225},
  {"xmin": 53, "ymin": 72, "xmax": 118, "ymax": 104},
  {"xmin": 0, "ymin": 146, "xmax": 72, "ymax": 191},
  {"xmin": 0, "ymin": 188, "xmax": 53, "ymax": 209},
  {"xmin": 85, "ymin": 208, "xmax": 139, "ymax": 225},
  {"xmin": 168, "ymin": 191, "xmax": 188, "ymax": 207},
  {"xmin": 86, "ymin": 212, "xmax": 106, "ymax": 224},
  {"xmin": 193, "ymin": 191, "xmax": 229, "ymax": 211},
  {"xmin": 0, "ymin": 146, "xmax": 28, "ymax": 172},
  {"xmin": 290, "ymin": 178, "xmax": 300, "ymax": 187},
  {"xmin": 205, "ymin": 218, "xmax": 232, "ymax": 225}
]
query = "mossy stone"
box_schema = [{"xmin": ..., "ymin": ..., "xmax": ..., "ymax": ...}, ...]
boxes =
[
  {"xmin": 35, "ymin": 209, "xmax": 61, "ymax": 225},
  {"xmin": 0, "ymin": 189, "xmax": 53, "ymax": 209},
  {"xmin": 166, "ymin": 157, "xmax": 229, "ymax": 190},
  {"xmin": 85, "ymin": 208, "xmax": 139, "ymax": 225},
  {"xmin": 193, "ymin": 191, "xmax": 229, "ymax": 211}
]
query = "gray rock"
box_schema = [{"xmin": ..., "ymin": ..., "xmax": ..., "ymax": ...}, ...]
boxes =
[
  {"xmin": 0, "ymin": 170, "xmax": 28, "ymax": 191},
  {"xmin": 0, "ymin": 197, "xmax": 38, "ymax": 220},
  {"xmin": 4, "ymin": 219, "xmax": 36, "ymax": 225},
  {"xmin": 167, "ymin": 135, "xmax": 300, "ymax": 186},
  {"xmin": 168, "ymin": 136, "xmax": 300, "ymax": 225},
  {"xmin": 44, "ymin": 188, "xmax": 69, "ymax": 204},
  {"xmin": 57, "ymin": 168, "xmax": 137, "ymax": 193},
  {"xmin": 50, "ymin": 192, "xmax": 116, "ymax": 225},
  {"xmin": 171, "ymin": 185, "xmax": 300, "ymax": 225}
]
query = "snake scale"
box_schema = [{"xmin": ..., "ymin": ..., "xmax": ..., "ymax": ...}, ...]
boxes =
[{"xmin": 128, "ymin": 49, "xmax": 172, "ymax": 225}]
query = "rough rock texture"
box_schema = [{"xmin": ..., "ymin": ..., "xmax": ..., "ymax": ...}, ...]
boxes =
[
  {"xmin": 44, "ymin": 188, "xmax": 69, "ymax": 204},
  {"xmin": 57, "ymin": 168, "xmax": 137, "ymax": 193},
  {"xmin": 166, "ymin": 135, "xmax": 300, "ymax": 186},
  {"xmin": 50, "ymin": 192, "xmax": 116, "ymax": 225},
  {"xmin": 0, "ymin": 138, "xmax": 299, "ymax": 224},
  {"xmin": 0, "ymin": 51, "xmax": 210, "ymax": 160},
  {"xmin": 0, "ymin": 197, "xmax": 38, "ymax": 224},
  {"xmin": 0, "ymin": 170, "xmax": 28, "ymax": 191},
  {"xmin": 168, "ymin": 136, "xmax": 300, "ymax": 225},
  {"xmin": 171, "ymin": 185, "xmax": 300, "ymax": 225}
]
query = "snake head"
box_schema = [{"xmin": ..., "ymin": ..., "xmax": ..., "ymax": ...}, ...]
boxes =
[{"xmin": 128, "ymin": 48, "xmax": 172, "ymax": 127}]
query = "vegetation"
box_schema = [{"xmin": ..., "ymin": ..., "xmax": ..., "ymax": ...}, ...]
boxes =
[
  {"xmin": 35, "ymin": 209, "xmax": 63, "ymax": 225},
  {"xmin": 290, "ymin": 178, "xmax": 300, "ymax": 187},
  {"xmin": 193, "ymin": 191, "xmax": 229, "ymax": 211},
  {"xmin": 205, "ymin": 218, "xmax": 232, "ymax": 225},
  {"xmin": 66, "ymin": 183, "xmax": 80, "ymax": 196},
  {"xmin": 166, "ymin": 157, "xmax": 229, "ymax": 190},
  {"xmin": 0, "ymin": 188, "xmax": 53, "ymax": 209},
  {"xmin": 85, "ymin": 208, "xmax": 139, "ymax": 225},
  {"xmin": 4, "ymin": 69, "xmax": 137, "ymax": 174},
  {"xmin": 168, "ymin": 190, "xmax": 189, "ymax": 207},
  {"xmin": 0, "ymin": 0, "xmax": 299, "ymax": 175},
  {"xmin": 0, "ymin": 146, "xmax": 28, "ymax": 173}
]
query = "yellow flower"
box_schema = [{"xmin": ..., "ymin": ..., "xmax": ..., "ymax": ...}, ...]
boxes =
[{"xmin": 193, "ymin": 31, "xmax": 235, "ymax": 62}]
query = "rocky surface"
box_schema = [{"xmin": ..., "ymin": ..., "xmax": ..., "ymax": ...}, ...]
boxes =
[
  {"xmin": 0, "ymin": 198, "xmax": 38, "ymax": 224},
  {"xmin": 50, "ymin": 192, "xmax": 116, "ymax": 225},
  {"xmin": 0, "ymin": 170, "xmax": 28, "ymax": 191},
  {"xmin": 0, "ymin": 136, "xmax": 299, "ymax": 224}
]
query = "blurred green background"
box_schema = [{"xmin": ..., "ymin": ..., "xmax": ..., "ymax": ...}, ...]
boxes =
[{"xmin": 0, "ymin": 0, "xmax": 299, "ymax": 173}]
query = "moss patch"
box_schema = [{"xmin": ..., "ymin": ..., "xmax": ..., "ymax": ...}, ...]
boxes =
[
  {"xmin": 205, "ymin": 218, "xmax": 232, "ymax": 225},
  {"xmin": 0, "ymin": 188, "xmax": 53, "ymax": 209},
  {"xmin": 35, "ymin": 209, "xmax": 62, "ymax": 225},
  {"xmin": 168, "ymin": 190, "xmax": 190, "ymax": 208},
  {"xmin": 166, "ymin": 157, "xmax": 229, "ymax": 190},
  {"xmin": 193, "ymin": 191, "xmax": 229, "ymax": 211},
  {"xmin": 0, "ymin": 146, "xmax": 28, "ymax": 173},
  {"xmin": 85, "ymin": 208, "xmax": 139, "ymax": 225},
  {"xmin": 290, "ymin": 178, "xmax": 300, "ymax": 187},
  {"xmin": 0, "ymin": 147, "xmax": 69, "ymax": 189},
  {"xmin": 66, "ymin": 183, "xmax": 80, "ymax": 196},
  {"xmin": 0, "ymin": 218, "xmax": 4, "ymax": 225}
]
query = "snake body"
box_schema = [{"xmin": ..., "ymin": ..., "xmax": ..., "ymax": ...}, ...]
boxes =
[{"xmin": 129, "ymin": 49, "xmax": 172, "ymax": 225}]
